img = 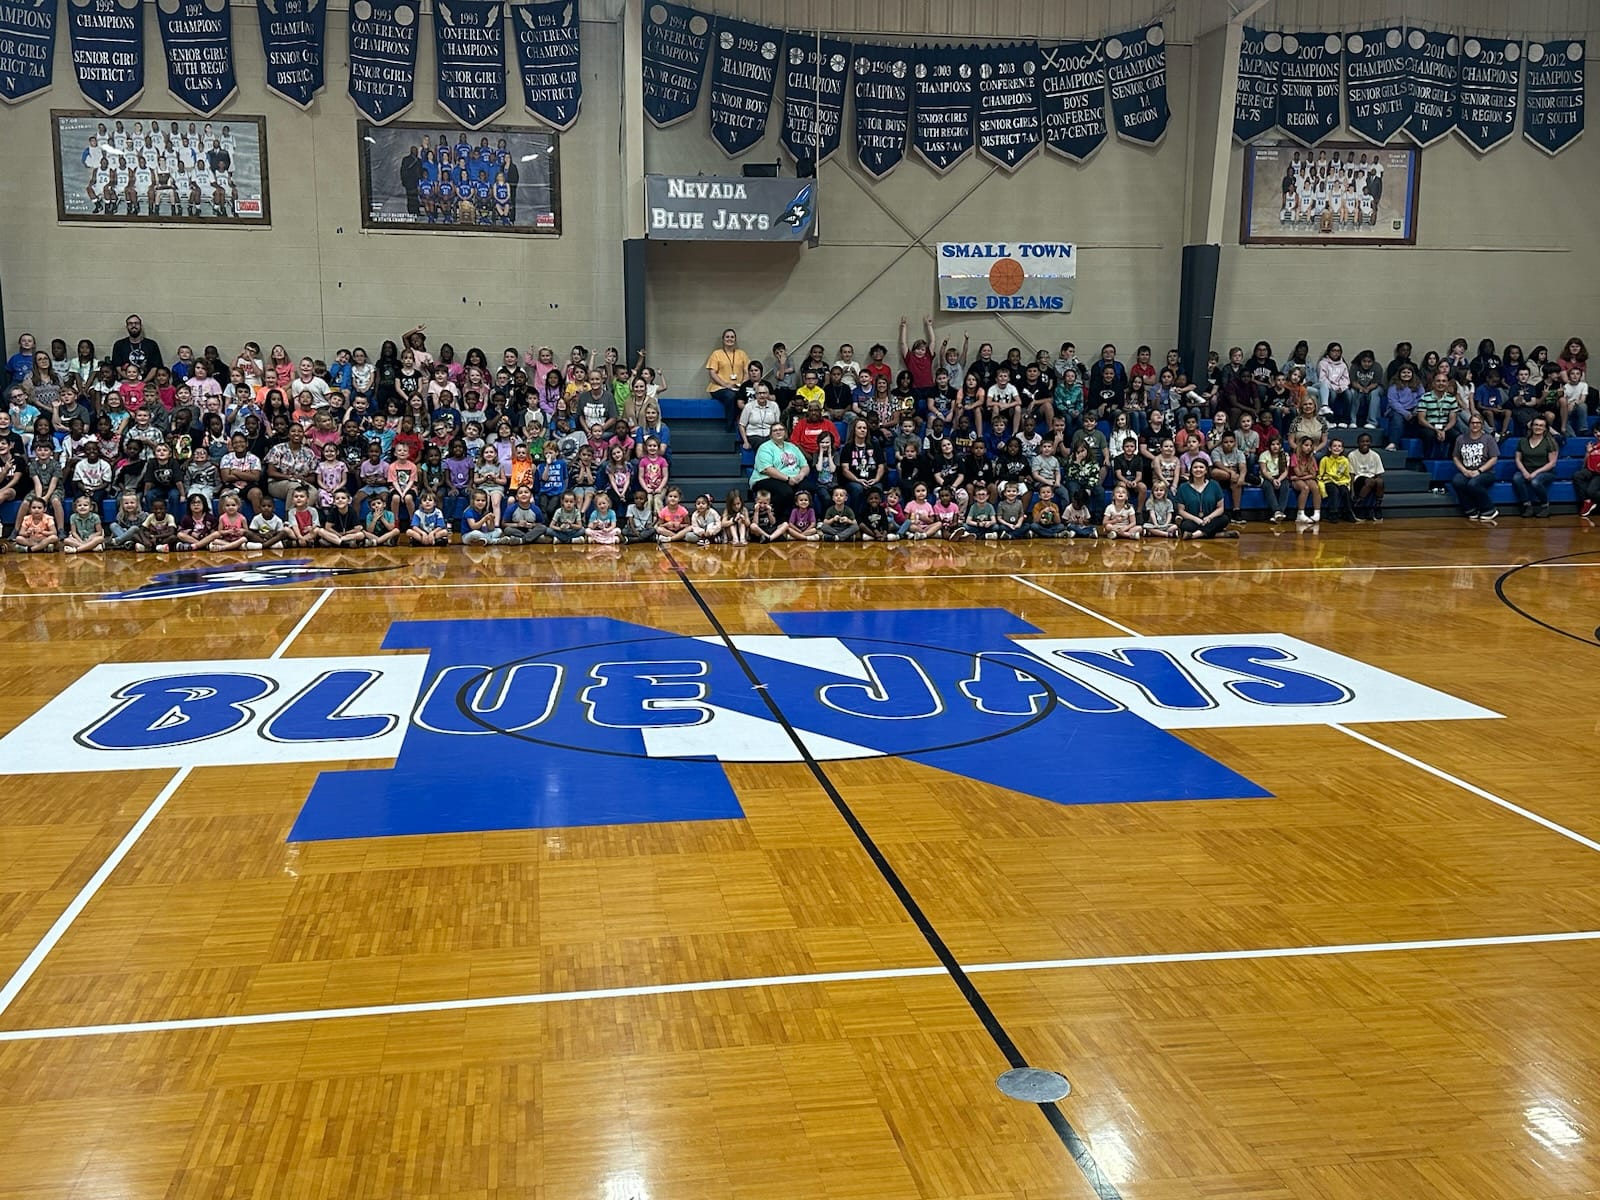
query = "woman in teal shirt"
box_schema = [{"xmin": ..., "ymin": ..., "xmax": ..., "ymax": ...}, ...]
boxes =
[
  {"xmin": 749, "ymin": 421, "xmax": 809, "ymax": 518},
  {"xmin": 1175, "ymin": 459, "xmax": 1237, "ymax": 539}
]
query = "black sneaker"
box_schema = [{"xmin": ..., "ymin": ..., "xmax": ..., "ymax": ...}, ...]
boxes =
[
  {"xmin": 1537, "ymin": 504, "xmax": 1551, "ymax": 518},
  {"xmin": 1521, "ymin": 503, "xmax": 1533, "ymax": 518},
  {"xmin": 1481, "ymin": 508, "xmax": 1499, "ymax": 521}
]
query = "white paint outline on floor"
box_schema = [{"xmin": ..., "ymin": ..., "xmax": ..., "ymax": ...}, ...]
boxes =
[
  {"xmin": 0, "ymin": 588, "xmax": 334, "ymax": 1021},
  {"xmin": 1, "ymin": 928, "xmax": 1596, "ymax": 1043}
]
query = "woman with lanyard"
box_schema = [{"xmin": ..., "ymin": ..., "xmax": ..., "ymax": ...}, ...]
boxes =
[
  {"xmin": 705, "ymin": 328, "xmax": 750, "ymax": 431},
  {"xmin": 1175, "ymin": 458, "xmax": 1237, "ymax": 540},
  {"xmin": 739, "ymin": 381, "xmax": 782, "ymax": 455}
]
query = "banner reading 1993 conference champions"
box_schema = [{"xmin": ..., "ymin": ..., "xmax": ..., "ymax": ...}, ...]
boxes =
[
  {"xmin": 432, "ymin": 0, "xmax": 506, "ymax": 129},
  {"xmin": 0, "ymin": 0, "xmax": 57, "ymax": 103},
  {"xmin": 348, "ymin": 1, "xmax": 419, "ymax": 124},
  {"xmin": 155, "ymin": 0, "xmax": 237, "ymax": 116},
  {"xmin": 511, "ymin": 0, "xmax": 581, "ymax": 130},
  {"xmin": 1106, "ymin": 24, "xmax": 1168, "ymax": 144},
  {"xmin": 257, "ymin": 0, "xmax": 328, "ymax": 110}
]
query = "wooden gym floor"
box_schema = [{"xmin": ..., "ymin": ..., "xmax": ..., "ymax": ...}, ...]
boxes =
[{"xmin": 0, "ymin": 520, "xmax": 1598, "ymax": 1199}]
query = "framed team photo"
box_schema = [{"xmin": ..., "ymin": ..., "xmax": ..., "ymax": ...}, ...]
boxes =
[
  {"xmin": 357, "ymin": 121, "xmax": 562, "ymax": 235},
  {"xmin": 51, "ymin": 110, "xmax": 270, "ymax": 226},
  {"xmin": 1240, "ymin": 142, "xmax": 1420, "ymax": 247}
]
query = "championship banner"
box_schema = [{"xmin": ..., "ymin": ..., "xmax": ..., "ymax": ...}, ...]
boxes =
[
  {"xmin": 779, "ymin": 32, "xmax": 848, "ymax": 164},
  {"xmin": 645, "ymin": 173, "xmax": 814, "ymax": 241},
  {"xmin": 1275, "ymin": 32, "xmax": 1341, "ymax": 145},
  {"xmin": 851, "ymin": 46, "xmax": 910, "ymax": 179},
  {"xmin": 1232, "ymin": 27, "xmax": 1280, "ymax": 143},
  {"xmin": 707, "ymin": 16, "xmax": 779, "ymax": 156},
  {"xmin": 433, "ymin": 0, "xmax": 506, "ymax": 129},
  {"xmin": 938, "ymin": 241, "xmax": 1074, "ymax": 313},
  {"xmin": 0, "ymin": 0, "xmax": 57, "ymax": 103},
  {"xmin": 512, "ymin": 0, "xmax": 581, "ymax": 130},
  {"xmin": 1040, "ymin": 39, "xmax": 1106, "ymax": 162},
  {"xmin": 912, "ymin": 44, "xmax": 975, "ymax": 172},
  {"xmin": 1405, "ymin": 28, "xmax": 1457, "ymax": 146},
  {"xmin": 257, "ymin": 0, "xmax": 327, "ymax": 110},
  {"xmin": 1106, "ymin": 24, "xmax": 1168, "ymax": 144},
  {"xmin": 348, "ymin": 1, "xmax": 418, "ymax": 124},
  {"xmin": 1456, "ymin": 36, "xmax": 1520, "ymax": 152},
  {"xmin": 155, "ymin": 0, "xmax": 237, "ymax": 116},
  {"xmin": 975, "ymin": 41, "xmax": 1041, "ymax": 170},
  {"xmin": 1524, "ymin": 40, "xmax": 1585, "ymax": 155},
  {"xmin": 1344, "ymin": 27, "xmax": 1409, "ymax": 145},
  {"xmin": 640, "ymin": 1, "xmax": 707, "ymax": 128},
  {"xmin": 69, "ymin": 0, "xmax": 144, "ymax": 114}
]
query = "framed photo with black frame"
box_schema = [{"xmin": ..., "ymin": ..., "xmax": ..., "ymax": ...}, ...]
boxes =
[
  {"xmin": 358, "ymin": 120, "xmax": 562, "ymax": 234},
  {"xmin": 1240, "ymin": 141, "xmax": 1420, "ymax": 247},
  {"xmin": 52, "ymin": 109, "xmax": 270, "ymax": 226}
]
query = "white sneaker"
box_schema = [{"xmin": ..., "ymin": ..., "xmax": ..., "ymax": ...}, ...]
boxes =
[
  {"xmin": 1311, "ymin": 512, "xmax": 1321, "ymax": 523},
  {"xmin": 1295, "ymin": 512, "xmax": 1311, "ymax": 523}
]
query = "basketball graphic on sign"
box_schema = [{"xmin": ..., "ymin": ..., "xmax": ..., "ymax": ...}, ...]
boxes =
[{"xmin": 988, "ymin": 258, "xmax": 1025, "ymax": 296}]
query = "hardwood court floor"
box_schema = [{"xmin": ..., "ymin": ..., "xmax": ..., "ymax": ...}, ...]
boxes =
[{"xmin": 0, "ymin": 520, "xmax": 1598, "ymax": 1199}]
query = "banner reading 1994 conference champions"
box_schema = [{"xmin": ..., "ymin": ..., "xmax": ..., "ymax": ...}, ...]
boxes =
[
  {"xmin": 0, "ymin": 0, "xmax": 57, "ymax": 103},
  {"xmin": 511, "ymin": 0, "xmax": 581, "ymax": 130},
  {"xmin": 433, "ymin": 0, "xmax": 506, "ymax": 129},
  {"xmin": 154, "ymin": 0, "xmax": 237, "ymax": 116},
  {"xmin": 347, "ymin": 1, "xmax": 419, "ymax": 124},
  {"xmin": 1106, "ymin": 24, "xmax": 1168, "ymax": 144},
  {"xmin": 257, "ymin": 0, "xmax": 328, "ymax": 110},
  {"xmin": 640, "ymin": 1, "xmax": 708, "ymax": 128}
]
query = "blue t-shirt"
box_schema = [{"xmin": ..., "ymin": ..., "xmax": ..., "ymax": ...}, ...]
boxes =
[
  {"xmin": 537, "ymin": 458, "xmax": 568, "ymax": 497},
  {"xmin": 6, "ymin": 352, "xmax": 32, "ymax": 386},
  {"xmin": 412, "ymin": 508, "xmax": 447, "ymax": 531}
]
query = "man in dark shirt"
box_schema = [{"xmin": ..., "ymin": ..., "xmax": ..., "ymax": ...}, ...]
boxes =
[{"xmin": 111, "ymin": 314, "xmax": 163, "ymax": 381}]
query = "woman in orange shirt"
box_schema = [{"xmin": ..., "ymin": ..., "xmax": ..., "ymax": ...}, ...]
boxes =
[{"xmin": 705, "ymin": 328, "xmax": 750, "ymax": 430}]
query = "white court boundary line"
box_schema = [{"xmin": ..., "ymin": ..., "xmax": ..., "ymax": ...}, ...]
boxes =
[
  {"xmin": 8, "ymin": 557, "xmax": 1600, "ymax": 601},
  {"xmin": 0, "ymin": 588, "xmax": 336, "ymax": 1022},
  {"xmin": 1009, "ymin": 573, "xmax": 1600, "ymax": 858},
  {"xmin": 1, "ymin": 928, "xmax": 1596, "ymax": 1043}
]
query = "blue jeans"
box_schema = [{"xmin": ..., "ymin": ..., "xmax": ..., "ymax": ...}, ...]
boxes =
[
  {"xmin": 1383, "ymin": 407, "xmax": 1414, "ymax": 447},
  {"xmin": 1260, "ymin": 477, "xmax": 1291, "ymax": 513},
  {"xmin": 1452, "ymin": 471, "xmax": 1494, "ymax": 514},
  {"xmin": 1353, "ymin": 389, "xmax": 1383, "ymax": 428},
  {"xmin": 1317, "ymin": 382, "xmax": 1357, "ymax": 423},
  {"xmin": 1513, "ymin": 473, "xmax": 1555, "ymax": 507}
]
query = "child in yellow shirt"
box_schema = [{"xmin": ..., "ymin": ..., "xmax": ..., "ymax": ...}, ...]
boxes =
[{"xmin": 1317, "ymin": 437, "xmax": 1354, "ymax": 523}]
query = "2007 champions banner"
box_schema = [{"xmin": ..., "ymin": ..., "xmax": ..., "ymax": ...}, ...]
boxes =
[{"xmin": 1106, "ymin": 23, "xmax": 1169, "ymax": 144}]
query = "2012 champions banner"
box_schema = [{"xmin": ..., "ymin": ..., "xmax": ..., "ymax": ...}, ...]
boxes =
[
  {"xmin": 256, "ymin": 0, "xmax": 327, "ymax": 110},
  {"xmin": 1524, "ymin": 40, "xmax": 1585, "ymax": 155},
  {"xmin": 0, "ymin": 0, "xmax": 57, "ymax": 103},
  {"xmin": 154, "ymin": 0, "xmax": 236, "ymax": 116},
  {"xmin": 511, "ymin": 0, "xmax": 580, "ymax": 130},
  {"xmin": 1456, "ymin": 36, "xmax": 1520, "ymax": 152}
]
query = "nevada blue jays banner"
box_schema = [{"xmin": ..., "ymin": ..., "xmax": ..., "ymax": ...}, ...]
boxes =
[
  {"xmin": 1106, "ymin": 23, "xmax": 1168, "ymax": 144},
  {"xmin": 851, "ymin": 46, "xmax": 910, "ymax": 179},
  {"xmin": 912, "ymin": 44, "xmax": 975, "ymax": 172},
  {"xmin": 0, "ymin": 0, "xmax": 57, "ymax": 103},
  {"xmin": 779, "ymin": 32, "xmax": 848, "ymax": 164},
  {"xmin": 68, "ymin": 0, "xmax": 142, "ymax": 114},
  {"xmin": 1344, "ymin": 27, "xmax": 1409, "ymax": 145},
  {"xmin": 257, "ymin": 0, "xmax": 326, "ymax": 110},
  {"xmin": 1275, "ymin": 32, "xmax": 1341, "ymax": 146},
  {"xmin": 707, "ymin": 16, "xmax": 779, "ymax": 157},
  {"xmin": 155, "ymin": 0, "xmax": 237, "ymax": 116},
  {"xmin": 641, "ymin": 1, "xmax": 707, "ymax": 128},
  {"xmin": 348, "ymin": 1, "xmax": 417, "ymax": 124},
  {"xmin": 512, "ymin": 0, "xmax": 581, "ymax": 130},
  {"xmin": 975, "ymin": 41, "xmax": 1041, "ymax": 170},
  {"xmin": 1406, "ymin": 28, "xmax": 1458, "ymax": 146},
  {"xmin": 1040, "ymin": 39, "xmax": 1105, "ymax": 162},
  {"xmin": 1233, "ymin": 27, "xmax": 1281, "ymax": 143},
  {"xmin": 432, "ymin": 0, "xmax": 505, "ymax": 129},
  {"xmin": 1524, "ymin": 39, "xmax": 1585, "ymax": 155},
  {"xmin": 1456, "ymin": 36, "xmax": 1520, "ymax": 152}
]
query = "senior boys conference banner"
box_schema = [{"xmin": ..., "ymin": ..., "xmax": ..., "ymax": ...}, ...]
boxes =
[{"xmin": 938, "ymin": 241, "xmax": 1076, "ymax": 313}]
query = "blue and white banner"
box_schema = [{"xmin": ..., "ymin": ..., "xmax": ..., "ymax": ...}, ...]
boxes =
[
  {"xmin": 912, "ymin": 44, "xmax": 975, "ymax": 172},
  {"xmin": 257, "ymin": 0, "xmax": 326, "ymax": 109},
  {"xmin": 348, "ymin": 1, "xmax": 418, "ymax": 124},
  {"xmin": 939, "ymin": 241, "xmax": 1074, "ymax": 313},
  {"xmin": 1524, "ymin": 39, "xmax": 1585, "ymax": 155},
  {"xmin": 851, "ymin": 46, "xmax": 911, "ymax": 178},
  {"xmin": 1232, "ymin": 27, "xmax": 1281, "ymax": 143},
  {"xmin": 0, "ymin": 0, "xmax": 57, "ymax": 103},
  {"xmin": 433, "ymin": 0, "xmax": 505, "ymax": 129},
  {"xmin": 155, "ymin": 0, "xmax": 237, "ymax": 116},
  {"xmin": 1106, "ymin": 24, "xmax": 1168, "ymax": 144},
  {"xmin": 512, "ymin": 0, "xmax": 581, "ymax": 130},
  {"xmin": 1040, "ymin": 39, "xmax": 1105, "ymax": 162},
  {"xmin": 68, "ymin": 0, "xmax": 142, "ymax": 114},
  {"xmin": 1406, "ymin": 28, "xmax": 1458, "ymax": 146},
  {"xmin": 1275, "ymin": 32, "xmax": 1341, "ymax": 146},
  {"xmin": 1344, "ymin": 27, "xmax": 1409, "ymax": 145},
  {"xmin": 975, "ymin": 41, "xmax": 1041, "ymax": 170},
  {"xmin": 1456, "ymin": 36, "xmax": 1520, "ymax": 152},
  {"xmin": 707, "ymin": 16, "xmax": 780, "ymax": 156},
  {"xmin": 641, "ymin": 1, "xmax": 707, "ymax": 128},
  {"xmin": 779, "ymin": 32, "xmax": 849, "ymax": 164}
]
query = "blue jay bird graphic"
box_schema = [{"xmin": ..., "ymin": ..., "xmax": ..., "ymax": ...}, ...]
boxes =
[{"xmin": 778, "ymin": 184, "xmax": 813, "ymax": 229}]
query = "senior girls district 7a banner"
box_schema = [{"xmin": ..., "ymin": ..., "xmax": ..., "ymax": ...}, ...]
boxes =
[
  {"xmin": 779, "ymin": 33, "xmax": 848, "ymax": 163},
  {"xmin": 1106, "ymin": 24, "xmax": 1168, "ymax": 143},
  {"xmin": 1406, "ymin": 29, "xmax": 1458, "ymax": 146},
  {"xmin": 1344, "ymin": 27, "xmax": 1409, "ymax": 145},
  {"xmin": 707, "ymin": 16, "xmax": 779, "ymax": 156},
  {"xmin": 851, "ymin": 46, "xmax": 910, "ymax": 178},
  {"xmin": 1275, "ymin": 32, "xmax": 1341, "ymax": 146},
  {"xmin": 348, "ymin": 1, "xmax": 418, "ymax": 124},
  {"xmin": 69, "ymin": 0, "xmax": 144, "ymax": 114},
  {"xmin": 511, "ymin": 0, "xmax": 581, "ymax": 130},
  {"xmin": 154, "ymin": 0, "xmax": 237, "ymax": 116},
  {"xmin": 975, "ymin": 42, "xmax": 1042, "ymax": 169},
  {"xmin": 1524, "ymin": 40, "xmax": 1585, "ymax": 155},
  {"xmin": 1456, "ymin": 37, "xmax": 1520, "ymax": 152},
  {"xmin": 432, "ymin": 0, "xmax": 506, "ymax": 128},
  {"xmin": 1232, "ymin": 28, "xmax": 1280, "ymax": 142},
  {"xmin": 1040, "ymin": 39, "xmax": 1106, "ymax": 162},
  {"xmin": 257, "ymin": 0, "xmax": 327, "ymax": 109},
  {"xmin": 0, "ymin": 0, "xmax": 57, "ymax": 103},
  {"xmin": 641, "ymin": 1, "xmax": 708, "ymax": 127},
  {"xmin": 912, "ymin": 44, "xmax": 975, "ymax": 172}
]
